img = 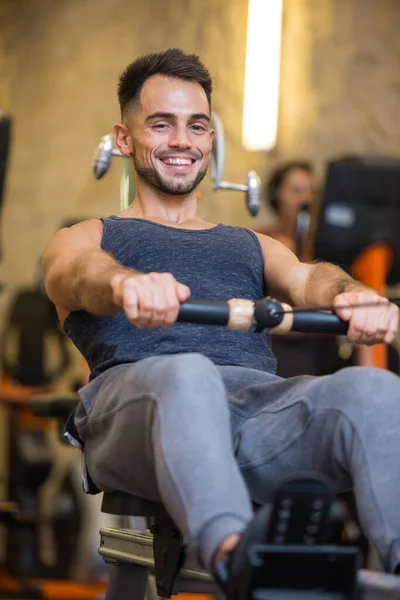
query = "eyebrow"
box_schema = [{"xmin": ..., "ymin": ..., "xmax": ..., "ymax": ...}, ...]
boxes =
[{"xmin": 145, "ymin": 112, "xmax": 211, "ymax": 123}]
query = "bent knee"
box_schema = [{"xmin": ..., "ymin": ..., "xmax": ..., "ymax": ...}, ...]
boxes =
[
  {"xmin": 147, "ymin": 353, "xmax": 228, "ymax": 416},
  {"xmin": 330, "ymin": 366, "xmax": 400, "ymax": 410},
  {"xmin": 127, "ymin": 353, "xmax": 226, "ymax": 402}
]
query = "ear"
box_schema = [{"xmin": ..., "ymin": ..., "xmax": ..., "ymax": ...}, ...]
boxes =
[
  {"xmin": 209, "ymin": 127, "xmax": 215, "ymax": 146},
  {"xmin": 207, "ymin": 127, "xmax": 215, "ymax": 155},
  {"xmin": 114, "ymin": 123, "xmax": 133, "ymax": 156}
]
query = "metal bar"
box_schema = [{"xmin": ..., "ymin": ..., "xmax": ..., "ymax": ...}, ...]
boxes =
[{"xmin": 99, "ymin": 528, "xmax": 212, "ymax": 581}]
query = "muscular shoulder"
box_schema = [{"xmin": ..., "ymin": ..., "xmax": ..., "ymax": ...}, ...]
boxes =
[
  {"xmin": 44, "ymin": 218, "xmax": 104, "ymax": 257},
  {"xmin": 42, "ymin": 218, "xmax": 105, "ymax": 289},
  {"xmin": 58, "ymin": 218, "xmax": 104, "ymax": 244},
  {"xmin": 253, "ymin": 229, "xmax": 296, "ymax": 253},
  {"xmin": 252, "ymin": 230, "xmax": 288, "ymax": 255},
  {"xmin": 252, "ymin": 230, "xmax": 301, "ymax": 276}
]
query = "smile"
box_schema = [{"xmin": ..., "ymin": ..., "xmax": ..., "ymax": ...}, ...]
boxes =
[{"xmin": 159, "ymin": 157, "xmax": 196, "ymax": 166}]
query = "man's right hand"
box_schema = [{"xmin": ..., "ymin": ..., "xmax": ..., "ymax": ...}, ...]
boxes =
[{"xmin": 111, "ymin": 272, "xmax": 191, "ymax": 328}]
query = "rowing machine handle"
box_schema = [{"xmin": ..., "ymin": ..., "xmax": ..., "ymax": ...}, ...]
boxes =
[{"xmin": 178, "ymin": 297, "xmax": 349, "ymax": 335}]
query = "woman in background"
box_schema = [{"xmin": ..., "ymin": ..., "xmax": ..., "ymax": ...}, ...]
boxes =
[{"xmin": 265, "ymin": 160, "xmax": 315, "ymax": 256}]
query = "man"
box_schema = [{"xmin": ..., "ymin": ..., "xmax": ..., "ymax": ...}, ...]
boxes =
[{"xmin": 43, "ymin": 49, "xmax": 400, "ymax": 587}]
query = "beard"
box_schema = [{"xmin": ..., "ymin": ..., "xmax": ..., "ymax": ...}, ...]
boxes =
[{"xmin": 132, "ymin": 146, "xmax": 208, "ymax": 196}]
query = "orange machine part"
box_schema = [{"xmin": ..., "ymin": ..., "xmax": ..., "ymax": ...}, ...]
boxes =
[
  {"xmin": 0, "ymin": 571, "xmax": 213, "ymax": 600},
  {"xmin": 0, "ymin": 571, "xmax": 106, "ymax": 600},
  {"xmin": 350, "ymin": 243, "xmax": 392, "ymax": 370}
]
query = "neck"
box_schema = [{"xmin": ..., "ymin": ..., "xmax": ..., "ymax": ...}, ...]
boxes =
[{"xmin": 124, "ymin": 175, "xmax": 200, "ymax": 224}]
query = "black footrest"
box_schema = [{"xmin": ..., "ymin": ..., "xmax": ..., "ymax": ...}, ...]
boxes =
[{"xmin": 245, "ymin": 545, "xmax": 360, "ymax": 600}]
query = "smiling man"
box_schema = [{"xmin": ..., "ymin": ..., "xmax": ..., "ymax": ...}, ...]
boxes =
[
  {"xmin": 115, "ymin": 54, "xmax": 213, "ymax": 207},
  {"xmin": 43, "ymin": 49, "xmax": 400, "ymax": 590},
  {"xmin": 119, "ymin": 75, "xmax": 210, "ymax": 195}
]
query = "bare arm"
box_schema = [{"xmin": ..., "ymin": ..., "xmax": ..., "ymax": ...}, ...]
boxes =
[
  {"xmin": 255, "ymin": 233, "xmax": 361, "ymax": 306},
  {"xmin": 255, "ymin": 233, "xmax": 398, "ymax": 344},
  {"xmin": 43, "ymin": 219, "xmax": 138, "ymax": 315},
  {"xmin": 43, "ymin": 219, "xmax": 191, "ymax": 326}
]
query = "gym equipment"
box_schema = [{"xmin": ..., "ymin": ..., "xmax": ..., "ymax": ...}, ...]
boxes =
[
  {"xmin": 0, "ymin": 387, "xmax": 108, "ymax": 599},
  {"xmin": 93, "ymin": 134, "xmax": 133, "ymax": 211},
  {"xmin": 92, "ymin": 112, "xmax": 262, "ymax": 216},
  {"xmin": 0, "ymin": 288, "xmax": 70, "ymax": 387},
  {"xmin": 0, "ymin": 286, "xmax": 107, "ymax": 598},
  {"xmin": 209, "ymin": 112, "xmax": 261, "ymax": 217},
  {"xmin": 0, "ymin": 289, "xmax": 79, "ymax": 587},
  {"xmin": 30, "ymin": 296, "xmax": 400, "ymax": 600},
  {"xmin": 176, "ymin": 295, "xmax": 348, "ymax": 334},
  {"xmin": 314, "ymin": 156, "xmax": 400, "ymax": 283},
  {"xmin": 295, "ymin": 203, "xmax": 312, "ymax": 257},
  {"xmin": 314, "ymin": 155, "xmax": 400, "ymax": 369}
]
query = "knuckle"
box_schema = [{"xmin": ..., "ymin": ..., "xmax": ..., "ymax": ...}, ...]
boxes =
[
  {"xmin": 155, "ymin": 272, "xmax": 171, "ymax": 284},
  {"xmin": 163, "ymin": 312, "xmax": 175, "ymax": 323},
  {"xmin": 132, "ymin": 275, "xmax": 145, "ymax": 289},
  {"xmin": 123, "ymin": 280, "xmax": 136, "ymax": 292},
  {"xmin": 169, "ymin": 299, "xmax": 180, "ymax": 310},
  {"xmin": 123, "ymin": 290, "xmax": 137, "ymax": 303},
  {"xmin": 140, "ymin": 302, "xmax": 152, "ymax": 312},
  {"xmin": 162, "ymin": 272, "xmax": 175, "ymax": 282}
]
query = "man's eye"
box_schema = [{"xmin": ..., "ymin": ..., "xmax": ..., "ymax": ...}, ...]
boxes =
[
  {"xmin": 153, "ymin": 123, "xmax": 169, "ymax": 130},
  {"xmin": 191, "ymin": 124, "xmax": 206, "ymax": 132}
]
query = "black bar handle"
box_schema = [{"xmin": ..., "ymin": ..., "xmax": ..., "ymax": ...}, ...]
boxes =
[
  {"xmin": 292, "ymin": 311, "xmax": 348, "ymax": 335},
  {"xmin": 178, "ymin": 300, "xmax": 230, "ymax": 326},
  {"xmin": 179, "ymin": 297, "xmax": 349, "ymax": 336}
]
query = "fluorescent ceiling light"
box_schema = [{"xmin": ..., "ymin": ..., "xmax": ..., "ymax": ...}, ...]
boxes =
[{"xmin": 242, "ymin": 0, "xmax": 283, "ymax": 151}]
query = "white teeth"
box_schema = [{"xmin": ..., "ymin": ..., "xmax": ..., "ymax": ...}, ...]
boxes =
[{"xmin": 162, "ymin": 158, "xmax": 192, "ymax": 166}]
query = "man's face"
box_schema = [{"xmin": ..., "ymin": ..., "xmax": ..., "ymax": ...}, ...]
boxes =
[{"xmin": 124, "ymin": 75, "xmax": 214, "ymax": 195}]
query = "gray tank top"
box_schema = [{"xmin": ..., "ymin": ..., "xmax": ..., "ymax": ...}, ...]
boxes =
[{"xmin": 64, "ymin": 216, "xmax": 277, "ymax": 380}]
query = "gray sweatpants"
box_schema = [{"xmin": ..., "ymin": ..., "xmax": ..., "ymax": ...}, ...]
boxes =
[{"xmin": 74, "ymin": 353, "xmax": 400, "ymax": 573}]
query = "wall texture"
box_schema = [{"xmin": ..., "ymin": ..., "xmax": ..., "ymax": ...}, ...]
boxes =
[
  {"xmin": 0, "ymin": 0, "xmax": 400, "ymax": 298},
  {"xmin": 279, "ymin": 0, "xmax": 400, "ymax": 168}
]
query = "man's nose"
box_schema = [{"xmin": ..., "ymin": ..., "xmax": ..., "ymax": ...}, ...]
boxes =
[{"xmin": 169, "ymin": 125, "xmax": 192, "ymax": 149}]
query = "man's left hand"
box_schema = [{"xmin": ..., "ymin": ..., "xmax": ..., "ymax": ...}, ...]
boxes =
[{"xmin": 333, "ymin": 290, "xmax": 399, "ymax": 345}]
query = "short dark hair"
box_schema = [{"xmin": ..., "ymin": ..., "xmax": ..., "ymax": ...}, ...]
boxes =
[
  {"xmin": 117, "ymin": 48, "xmax": 212, "ymax": 118},
  {"xmin": 267, "ymin": 160, "xmax": 313, "ymax": 211}
]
